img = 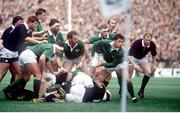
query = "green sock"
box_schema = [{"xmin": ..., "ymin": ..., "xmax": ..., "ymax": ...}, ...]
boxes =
[
  {"xmin": 127, "ymin": 81, "xmax": 135, "ymax": 98},
  {"xmin": 33, "ymin": 79, "xmax": 41, "ymax": 98}
]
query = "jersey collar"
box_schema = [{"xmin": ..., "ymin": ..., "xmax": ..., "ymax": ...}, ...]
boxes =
[
  {"xmin": 110, "ymin": 41, "xmax": 119, "ymax": 51},
  {"xmin": 24, "ymin": 22, "xmax": 29, "ymax": 30},
  {"xmin": 142, "ymin": 40, "xmax": 150, "ymax": 48},
  {"xmin": 65, "ymin": 40, "xmax": 78, "ymax": 52}
]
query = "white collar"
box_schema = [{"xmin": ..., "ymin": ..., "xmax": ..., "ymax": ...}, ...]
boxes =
[
  {"xmin": 48, "ymin": 29, "xmax": 58, "ymax": 40},
  {"xmin": 65, "ymin": 40, "xmax": 78, "ymax": 52},
  {"xmin": 110, "ymin": 41, "xmax": 119, "ymax": 51},
  {"xmin": 24, "ymin": 22, "xmax": 29, "ymax": 30},
  {"xmin": 48, "ymin": 29, "xmax": 53, "ymax": 36},
  {"xmin": 142, "ymin": 40, "xmax": 150, "ymax": 48},
  {"xmin": 11, "ymin": 25, "xmax": 15, "ymax": 29}
]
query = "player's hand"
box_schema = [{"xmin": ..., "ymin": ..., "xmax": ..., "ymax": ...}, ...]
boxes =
[
  {"xmin": 151, "ymin": 65, "xmax": 156, "ymax": 74},
  {"xmin": 133, "ymin": 64, "xmax": 143, "ymax": 73},
  {"xmin": 41, "ymin": 40, "xmax": 48, "ymax": 43},
  {"xmin": 76, "ymin": 62, "xmax": 83, "ymax": 69},
  {"xmin": 53, "ymin": 71, "xmax": 60, "ymax": 75},
  {"xmin": 59, "ymin": 67, "xmax": 67, "ymax": 73}
]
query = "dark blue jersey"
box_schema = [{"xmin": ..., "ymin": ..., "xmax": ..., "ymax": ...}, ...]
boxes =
[
  {"xmin": 129, "ymin": 39, "xmax": 157, "ymax": 59},
  {"xmin": 5, "ymin": 23, "xmax": 32, "ymax": 54},
  {"xmin": 1, "ymin": 26, "xmax": 14, "ymax": 48}
]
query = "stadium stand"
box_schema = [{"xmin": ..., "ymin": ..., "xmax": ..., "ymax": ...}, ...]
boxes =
[{"xmin": 0, "ymin": 0, "xmax": 179, "ymax": 68}]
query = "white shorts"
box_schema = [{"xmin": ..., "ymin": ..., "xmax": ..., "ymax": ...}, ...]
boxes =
[
  {"xmin": 104, "ymin": 62, "xmax": 125, "ymax": 73},
  {"xmin": 0, "ymin": 47, "xmax": 18, "ymax": 58},
  {"xmin": 19, "ymin": 49, "xmax": 37, "ymax": 66},
  {"xmin": 131, "ymin": 55, "xmax": 149, "ymax": 64},
  {"xmin": 71, "ymin": 72, "xmax": 94, "ymax": 87},
  {"xmin": 66, "ymin": 84, "xmax": 86, "ymax": 103},
  {"xmin": 90, "ymin": 52, "xmax": 106, "ymax": 67},
  {"xmin": 41, "ymin": 73, "xmax": 56, "ymax": 87},
  {"xmin": 63, "ymin": 56, "xmax": 81, "ymax": 65}
]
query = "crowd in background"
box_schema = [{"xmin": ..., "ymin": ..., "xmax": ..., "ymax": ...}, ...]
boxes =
[{"xmin": 0, "ymin": 0, "xmax": 179, "ymax": 68}]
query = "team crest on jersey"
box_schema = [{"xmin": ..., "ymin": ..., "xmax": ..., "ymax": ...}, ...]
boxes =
[{"xmin": 75, "ymin": 48, "xmax": 80, "ymax": 52}]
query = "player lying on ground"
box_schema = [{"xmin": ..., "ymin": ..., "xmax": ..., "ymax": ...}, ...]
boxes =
[{"xmin": 35, "ymin": 69, "xmax": 111, "ymax": 103}]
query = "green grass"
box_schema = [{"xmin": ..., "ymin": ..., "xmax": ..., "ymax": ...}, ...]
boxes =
[{"xmin": 0, "ymin": 72, "xmax": 180, "ymax": 112}]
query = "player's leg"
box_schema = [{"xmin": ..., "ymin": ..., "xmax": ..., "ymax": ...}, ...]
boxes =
[
  {"xmin": 9, "ymin": 60, "xmax": 22, "ymax": 82},
  {"xmin": 26, "ymin": 63, "xmax": 42, "ymax": 98},
  {"xmin": 117, "ymin": 64, "xmax": 134, "ymax": 97},
  {"xmin": 39, "ymin": 73, "xmax": 56, "ymax": 98},
  {"xmin": 116, "ymin": 69, "xmax": 137, "ymax": 103},
  {"xmin": 138, "ymin": 62, "xmax": 152, "ymax": 99},
  {"xmin": 0, "ymin": 62, "xmax": 10, "ymax": 82},
  {"xmin": 9, "ymin": 64, "xmax": 16, "ymax": 83}
]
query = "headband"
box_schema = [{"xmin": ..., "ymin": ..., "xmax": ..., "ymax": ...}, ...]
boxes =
[
  {"xmin": 99, "ymin": 28, "xmax": 108, "ymax": 32},
  {"xmin": 51, "ymin": 23, "xmax": 60, "ymax": 29}
]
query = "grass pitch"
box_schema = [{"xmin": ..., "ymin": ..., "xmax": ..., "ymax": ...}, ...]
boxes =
[{"xmin": 0, "ymin": 72, "xmax": 180, "ymax": 112}]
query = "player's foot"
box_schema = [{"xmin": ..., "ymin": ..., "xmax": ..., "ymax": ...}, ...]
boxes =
[
  {"xmin": 32, "ymin": 98, "xmax": 45, "ymax": 103},
  {"xmin": 52, "ymin": 98, "xmax": 65, "ymax": 103},
  {"xmin": 132, "ymin": 97, "xmax": 138, "ymax": 103},
  {"xmin": 138, "ymin": 91, "xmax": 144, "ymax": 99}
]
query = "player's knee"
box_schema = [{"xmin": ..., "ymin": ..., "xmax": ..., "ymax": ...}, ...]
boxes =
[{"xmin": 145, "ymin": 72, "xmax": 152, "ymax": 77}]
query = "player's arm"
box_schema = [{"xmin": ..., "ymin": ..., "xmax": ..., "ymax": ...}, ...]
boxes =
[
  {"xmin": 56, "ymin": 56, "xmax": 66, "ymax": 73},
  {"xmin": 76, "ymin": 42, "xmax": 86, "ymax": 69},
  {"xmin": 32, "ymin": 29, "xmax": 48, "ymax": 37},
  {"xmin": 0, "ymin": 39, "xmax": 3, "ymax": 49},
  {"xmin": 25, "ymin": 36, "xmax": 47, "ymax": 44},
  {"xmin": 39, "ymin": 54, "xmax": 48, "ymax": 73}
]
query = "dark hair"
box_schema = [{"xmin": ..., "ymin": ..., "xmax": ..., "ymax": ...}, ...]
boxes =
[
  {"xmin": 27, "ymin": 16, "xmax": 38, "ymax": 23},
  {"xmin": 12, "ymin": 16, "xmax": 23, "ymax": 25},
  {"xmin": 54, "ymin": 41, "xmax": 64, "ymax": 47},
  {"xmin": 35, "ymin": 8, "xmax": 46, "ymax": 16},
  {"xmin": 67, "ymin": 31, "xmax": 78, "ymax": 39},
  {"xmin": 49, "ymin": 19, "xmax": 60, "ymax": 27},
  {"xmin": 114, "ymin": 33, "xmax": 125, "ymax": 40}
]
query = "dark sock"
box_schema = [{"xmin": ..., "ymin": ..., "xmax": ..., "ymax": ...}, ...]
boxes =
[
  {"xmin": 7, "ymin": 77, "xmax": 26, "ymax": 91},
  {"xmin": 127, "ymin": 81, "xmax": 135, "ymax": 98},
  {"xmin": 33, "ymin": 79, "xmax": 41, "ymax": 98},
  {"xmin": 103, "ymin": 81, "xmax": 109, "ymax": 87},
  {"xmin": 10, "ymin": 76, "xmax": 15, "ymax": 84},
  {"xmin": 117, "ymin": 76, "xmax": 122, "ymax": 94},
  {"xmin": 140, "ymin": 75, "xmax": 150, "ymax": 92},
  {"xmin": 45, "ymin": 94, "xmax": 56, "ymax": 102}
]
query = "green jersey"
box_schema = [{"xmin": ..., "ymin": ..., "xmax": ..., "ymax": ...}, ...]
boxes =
[
  {"xmin": 35, "ymin": 21, "xmax": 43, "ymax": 32},
  {"xmin": 30, "ymin": 43, "xmax": 56, "ymax": 61},
  {"xmin": 92, "ymin": 40, "xmax": 124, "ymax": 68},
  {"xmin": 88, "ymin": 32, "xmax": 115, "ymax": 44},
  {"xmin": 63, "ymin": 40, "xmax": 85, "ymax": 59},
  {"xmin": 47, "ymin": 31, "xmax": 64, "ymax": 44}
]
